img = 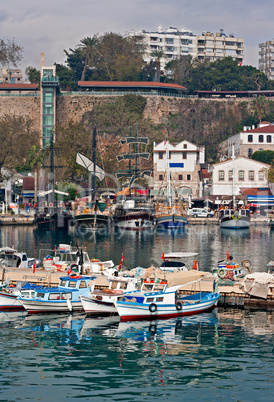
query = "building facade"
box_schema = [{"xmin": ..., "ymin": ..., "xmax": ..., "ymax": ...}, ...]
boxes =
[
  {"xmin": 227, "ymin": 122, "xmax": 274, "ymax": 159},
  {"xmin": 0, "ymin": 68, "xmax": 23, "ymax": 84},
  {"xmin": 130, "ymin": 26, "xmax": 244, "ymax": 71},
  {"xmin": 211, "ymin": 157, "xmax": 269, "ymax": 196},
  {"xmin": 153, "ymin": 140, "xmax": 205, "ymax": 198},
  {"xmin": 259, "ymin": 40, "xmax": 274, "ymax": 80}
]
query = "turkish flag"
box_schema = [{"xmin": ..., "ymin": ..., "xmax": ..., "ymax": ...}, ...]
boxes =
[
  {"xmin": 118, "ymin": 254, "xmax": 124, "ymax": 271},
  {"xmin": 161, "ymin": 251, "xmax": 165, "ymax": 261}
]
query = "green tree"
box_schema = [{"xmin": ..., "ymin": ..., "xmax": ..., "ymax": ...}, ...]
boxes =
[
  {"xmin": 25, "ymin": 66, "xmax": 40, "ymax": 84},
  {"xmin": 0, "ymin": 38, "xmax": 23, "ymax": 68},
  {"xmin": 55, "ymin": 63, "xmax": 76, "ymax": 91},
  {"xmin": 267, "ymin": 162, "xmax": 274, "ymax": 183},
  {"xmin": 251, "ymin": 95, "xmax": 269, "ymax": 122},
  {"xmin": 78, "ymin": 35, "xmax": 100, "ymax": 81},
  {"xmin": 22, "ymin": 145, "xmax": 48, "ymax": 202},
  {"xmin": 251, "ymin": 150, "xmax": 274, "ymax": 164},
  {"xmin": 0, "ymin": 115, "xmax": 39, "ymax": 178}
]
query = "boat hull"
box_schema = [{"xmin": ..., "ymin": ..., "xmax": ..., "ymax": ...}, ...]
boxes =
[
  {"xmin": 156, "ymin": 215, "xmax": 188, "ymax": 229},
  {"xmin": 113, "ymin": 212, "xmax": 155, "ymax": 230},
  {"xmin": 18, "ymin": 299, "xmax": 83, "ymax": 314},
  {"xmin": 0, "ymin": 292, "xmax": 24, "ymax": 311},
  {"xmin": 220, "ymin": 216, "xmax": 250, "ymax": 229},
  {"xmin": 80, "ymin": 295, "xmax": 117, "ymax": 316},
  {"xmin": 116, "ymin": 293, "xmax": 219, "ymax": 322},
  {"xmin": 74, "ymin": 213, "xmax": 110, "ymax": 228}
]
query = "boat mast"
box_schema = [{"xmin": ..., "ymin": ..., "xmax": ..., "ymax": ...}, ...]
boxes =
[
  {"xmin": 166, "ymin": 141, "xmax": 171, "ymax": 208},
  {"xmin": 232, "ymin": 145, "xmax": 235, "ymax": 209},
  {"xmin": 91, "ymin": 125, "xmax": 97, "ymax": 202}
]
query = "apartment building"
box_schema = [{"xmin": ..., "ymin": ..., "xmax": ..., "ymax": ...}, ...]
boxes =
[
  {"xmin": 259, "ymin": 40, "xmax": 274, "ymax": 80},
  {"xmin": 0, "ymin": 68, "xmax": 23, "ymax": 84},
  {"xmin": 130, "ymin": 26, "xmax": 244, "ymax": 71}
]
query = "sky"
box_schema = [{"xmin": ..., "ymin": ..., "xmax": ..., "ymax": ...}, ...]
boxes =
[{"xmin": 1, "ymin": 0, "xmax": 274, "ymax": 77}]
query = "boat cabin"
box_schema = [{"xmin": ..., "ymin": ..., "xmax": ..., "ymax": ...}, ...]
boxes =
[{"xmin": 0, "ymin": 247, "xmax": 37, "ymax": 269}]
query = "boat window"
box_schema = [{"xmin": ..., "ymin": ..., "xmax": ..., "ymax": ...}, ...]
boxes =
[
  {"xmin": 110, "ymin": 282, "xmax": 118, "ymax": 290},
  {"xmin": 22, "ymin": 254, "xmax": 27, "ymax": 261},
  {"xmin": 154, "ymin": 285, "xmax": 165, "ymax": 291},
  {"xmin": 161, "ymin": 261, "xmax": 185, "ymax": 268},
  {"xmin": 143, "ymin": 284, "xmax": 154, "ymax": 291},
  {"xmin": 146, "ymin": 297, "xmax": 154, "ymax": 302},
  {"xmin": 156, "ymin": 297, "xmax": 164, "ymax": 302},
  {"xmin": 120, "ymin": 282, "xmax": 127, "ymax": 290},
  {"xmin": 59, "ymin": 280, "xmax": 66, "ymax": 287},
  {"xmin": 79, "ymin": 281, "xmax": 87, "ymax": 288},
  {"xmin": 48, "ymin": 293, "xmax": 61, "ymax": 300},
  {"xmin": 37, "ymin": 293, "xmax": 45, "ymax": 299},
  {"xmin": 63, "ymin": 292, "xmax": 72, "ymax": 299},
  {"xmin": 68, "ymin": 281, "xmax": 77, "ymax": 288}
]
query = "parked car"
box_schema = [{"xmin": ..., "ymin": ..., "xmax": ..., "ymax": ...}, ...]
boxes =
[{"xmin": 187, "ymin": 208, "xmax": 214, "ymax": 218}]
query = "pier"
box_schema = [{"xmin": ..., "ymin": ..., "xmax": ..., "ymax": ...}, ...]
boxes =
[{"xmin": 1, "ymin": 267, "xmax": 273, "ymax": 309}]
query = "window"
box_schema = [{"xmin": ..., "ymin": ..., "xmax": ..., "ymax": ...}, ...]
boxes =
[
  {"xmin": 159, "ymin": 152, "xmax": 163, "ymax": 159},
  {"xmin": 228, "ymin": 170, "xmax": 233, "ymax": 181},
  {"xmin": 68, "ymin": 281, "xmax": 76, "ymax": 288},
  {"xmin": 218, "ymin": 170, "xmax": 225, "ymax": 181},
  {"xmin": 248, "ymin": 148, "xmax": 253, "ymax": 157},
  {"xmin": 259, "ymin": 135, "xmax": 264, "ymax": 142},
  {"xmin": 179, "ymin": 174, "xmax": 183, "ymax": 180},
  {"xmin": 248, "ymin": 170, "xmax": 254, "ymax": 181},
  {"xmin": 239, "ymin": 170, "xmax": 244, "ymax": 181},
  {"xmin": 59, "ymin": 280, "xmax": 66, "ymax": 287},
  {"xmin": 79, "ymin": 281, "xmax": 87, "ymax": 288},
  {"xmin": 183, "ymin": 143, "xmax": 187, "ymax": 149},
  {"xmin": 187, "ymin": 174, "xmax": 191, "ymax": 181},
  {"xmin": 159, "ymin": 174, "xmax": 163, "ymax": 181},
  {"xmin": 259, "ymin": 170, "xmax": 264, "ymax": 181},
  {"xmin": 267, "ymin": 135, "xmax": 272, "ymax": 143},
  {"xmin": 146, "ymin": 297, "xmax": 154, "ymax": 303},
  {"xmin": 156, "ymin": 297, "xmax": 164, "ymax": 302},
  {"xmin": 248, "ymin": 134, "xmax": 253, "ymax": 143},
  {"xmin": 183, "ymin": 153, "xmax": 187, "ymax": 159},
  {"xmin": 166, "ymin": 38, "xmax": 174, "ymax": 44}
]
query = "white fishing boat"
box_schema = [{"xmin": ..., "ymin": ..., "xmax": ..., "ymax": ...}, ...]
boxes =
[
  {"xmin": 0, "ymin": 247, "xmax": 40, "ymax": 269},
  {"xmin": 80, "ymin": 276, "xmax": 139, "ymax": 316},
  {"xmin": 18, "ymin": 275, "xmax": 96, "ymax": 314},
  {"xmin": 41, "ymin": 244, "xmax": 115, "ymax": 275},
  {"xmin": 160, "ymin": 252, "xmax": 199, "ymax": 272},
  {"xmin": 219, "ymin": 208, "xmax": 250, "ymax": 229},
  {"xmin": 0, "ymin": 283, "xmax": 42, "ymax": 311},
  {"xmin": 115, "ymin": 270, "xmax": 219, "ymax": 322}
]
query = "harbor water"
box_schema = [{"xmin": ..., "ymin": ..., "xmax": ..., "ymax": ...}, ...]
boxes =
[{"xmin": 0, "ymin": 225, "xmax": 273, "ymax": 400}]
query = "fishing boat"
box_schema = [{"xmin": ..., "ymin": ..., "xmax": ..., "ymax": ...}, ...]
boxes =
[
  {"xmin": 74, "ymin": 203, "xmax": 111, "ymax": 229},
  {"xmin": 80, "ymin": 275, "xmax": 139, "ymax": 316},
  {"xmin": 0, "ymin": 283, "xmax": 43, "ymax": 311},
  {"xmin": 41, "ymin": 244, "xmax": 115, "ymax": 275},
  {"xmin": 155, "ymin": 143, "xmax": 188, "ymax": 229},
  {"xmin": 115, "ymin": 270, "xmax": 219, "ymax": 322},
  {"xmin": 113, "ymin": 125, "xmax": 154, "ymax": 230},
  {"xmin": 113, "ymin": 199, "xmax": 155, "ymax": 230},
  {"xmin": 0, "ymin": 247, "xmax": 40, "ymax": 269},
  {"xmin": 160, "ymin": 252, "xmax": 198, "ymax": 272},
  {"xmin": 212, "ymin": 259, "xmax": 249, "ymax": 281},
  {"xmin": 18, "ymin": 275, "xmax": 97, "ymax": 314},
  {"xmin": 219, "ymin": 208, "xmax": 250, "ymax": 229}
]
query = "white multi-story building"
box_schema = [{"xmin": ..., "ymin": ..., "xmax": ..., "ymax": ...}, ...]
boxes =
[
  {"xmin": 196, "ymin": 30, "xmax": 244, "ymax": 64},
  {"xmin": 130, "ymin": 26, "xmax": 244, "ymax": 72},
  {"xmin": 153, "ymin": 140, "xmax": 205, "ymax": 198},
  {"xmin": 211, "ymin": 157, "xmax": 269, "ymax": 196},
  {"xmin": 259, "ymin": 40, "xmax": 274, "ymax": 80},
  {"xmin": 227, "ymin": 122, "xmax": 274, "ymax": 159}
]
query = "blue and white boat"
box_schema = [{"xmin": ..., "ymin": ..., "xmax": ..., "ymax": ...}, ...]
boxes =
[
  {"xmin": 0, "ymin": 283, "xmax": 42, "ymax": 311},
  {"xmin": 18, "ymin": 275, "xmax": 96, "ymax": 314},
  {"xmin": 115, "ymin": 271, "xmax": 220, "ymax": 322}
]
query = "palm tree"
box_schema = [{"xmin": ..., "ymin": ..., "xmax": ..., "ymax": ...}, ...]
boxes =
[
  {"xmin": 251, "ymin": 95, "xmax": 269, "ymax": 123},
  {"xmin": 25, "ymin": 145, "xmax": 47, "ymax": 203},
  {"xmin": 78, "ymin": 36, "xmax": 99, "ymax": 81},
  {"xmin": 151, "ymin": 49, "xmax": 165, "ymax": 82}
]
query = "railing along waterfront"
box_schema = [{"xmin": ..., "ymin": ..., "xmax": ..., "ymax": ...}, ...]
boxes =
[
  {"xmin": 0, "ymin": 92, "xmax": 40, "ymax": 97},
  {"xmin": 59, "ymin": 91, "xmax": 198, "ymax": 98}
]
